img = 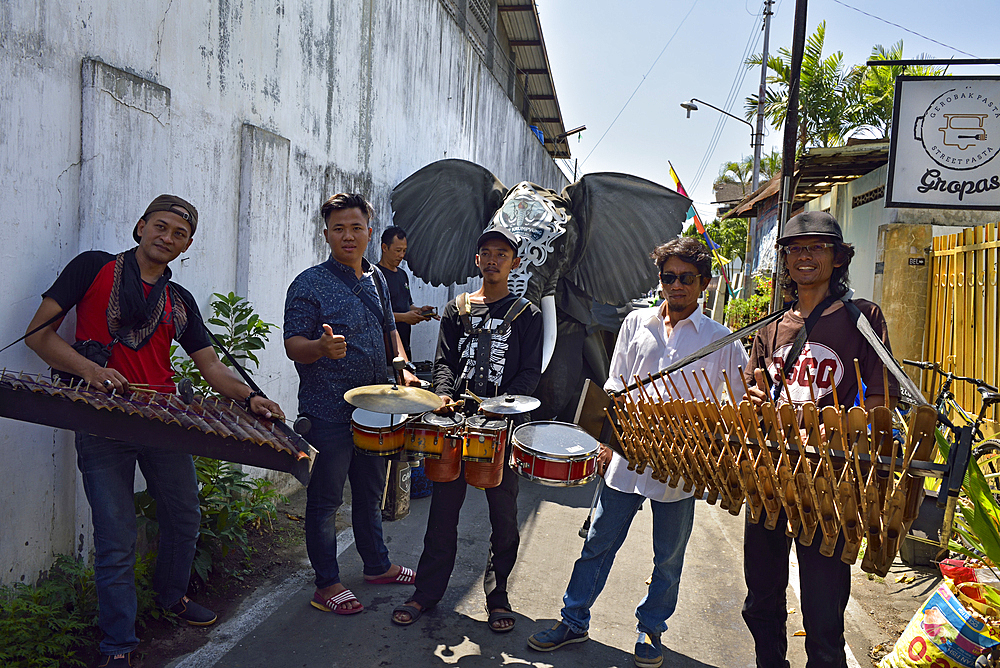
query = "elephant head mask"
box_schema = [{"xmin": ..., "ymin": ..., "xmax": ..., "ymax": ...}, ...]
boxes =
[{"xmin": 390, "ymin": 158, "xmax": 691, "ymax": 418}]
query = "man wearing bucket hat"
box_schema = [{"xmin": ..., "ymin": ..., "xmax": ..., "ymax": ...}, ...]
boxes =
[
  {"xmin": 24, "ymin": 194, "xmax": 284, "ymax": 667},
  {"xmin": 390, "ymin": 222, "xmax": 542, "ymax": 633},
  {"xmin": 741, "ymin": 211, "xmax": 899, "ymax": 667}
]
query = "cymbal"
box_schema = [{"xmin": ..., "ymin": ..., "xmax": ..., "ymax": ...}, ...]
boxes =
[
  {"xmin": 478, "ymin": 394, "xmax": 541, "ymax": 415},
  {"xmin": 344, "ymin": 384, "xmax": 442, "ymax": 414}
]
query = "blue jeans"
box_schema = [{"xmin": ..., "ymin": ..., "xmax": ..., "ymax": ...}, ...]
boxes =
[
  {"xmin": 304, "ymin": 418, "xmax": 391, "ymax": 588},
  {"xmin": 75, "ymin": 433, "xmax": 201, "ymax": 656},
  {"xmin": 560, "ymin": 484, "xmax": 695, "ymax": 636}
]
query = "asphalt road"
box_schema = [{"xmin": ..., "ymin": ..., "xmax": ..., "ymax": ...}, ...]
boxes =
[{"xmin": 166, "ymin": 473, "xmax": 918, "ymax": 668}]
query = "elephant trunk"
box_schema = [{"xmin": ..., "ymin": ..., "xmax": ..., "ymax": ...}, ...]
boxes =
[{"xmin": 540, "ymin": 295, "xmax": 557, "ymax": 372}]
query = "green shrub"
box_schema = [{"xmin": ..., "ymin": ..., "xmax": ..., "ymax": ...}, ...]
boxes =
[
  {"xmin": 0, "ymin": 554, "xmax": 160, "ymax": 668},
  {"xmin": 725, "ymin": 275, "xmax": 772, "ymax": 332}
]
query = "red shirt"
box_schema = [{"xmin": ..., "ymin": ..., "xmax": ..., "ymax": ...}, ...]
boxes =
[{"xmin": 44, "ymin": 251, "xmax": 210, "ymax": 391}]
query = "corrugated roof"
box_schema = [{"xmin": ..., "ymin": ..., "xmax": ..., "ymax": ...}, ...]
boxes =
[
  {"xmin": 727, "ymin": 140, "xmax": 889, "ymax": 218},
  {"xmin": 497, "ymin": 1, "xmax": 571, "ymax": 158}
]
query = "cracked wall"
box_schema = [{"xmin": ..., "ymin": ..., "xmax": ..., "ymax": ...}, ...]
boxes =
[{"xmin": 0, "ymin": 0, "xmax": 566, "ymax": 584}]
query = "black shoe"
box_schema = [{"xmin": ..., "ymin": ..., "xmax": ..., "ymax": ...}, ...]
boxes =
[
  {"xmin": 96, "ymin": 651, "xmax": 134, "ymax": 667},
  {"xmin": 168, "ymin": 596, "xmax": 218, "ymax": 626}
]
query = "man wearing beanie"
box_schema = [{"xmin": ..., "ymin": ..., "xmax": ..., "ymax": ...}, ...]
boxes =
[{"xmin": 24, "ymin": 195, "xmax": 285, "ymax": 668}]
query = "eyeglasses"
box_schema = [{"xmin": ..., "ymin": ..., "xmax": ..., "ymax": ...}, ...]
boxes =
[
  {"xmin": 659, "ymin": 272, "xmax": 699, "ymax": 286},
  {"xmin": 783, "ymin": 242, "xmax": 835, "ymax": 256}
]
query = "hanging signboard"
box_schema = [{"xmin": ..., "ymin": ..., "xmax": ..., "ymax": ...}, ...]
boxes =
[{"xmin": 886, "ymin": 76, "xmax": 1000, "ymax": 210}]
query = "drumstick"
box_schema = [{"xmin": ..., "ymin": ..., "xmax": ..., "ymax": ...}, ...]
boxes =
[
  {"xmin": 854, "ymin": 359, "xmax": 866, "ymax": 410},
  {"xmin": 579, "ymin": 478, "xmax": 604, "ymax": 539}
]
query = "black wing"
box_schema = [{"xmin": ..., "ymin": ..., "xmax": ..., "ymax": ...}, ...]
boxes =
[
  {"xmin": 390, "ymin": 159, "xmax": 507, "ymax": 287},
  {"xmin": 563, "ymin": 173, "xmax": 691, "ymax": 306}
]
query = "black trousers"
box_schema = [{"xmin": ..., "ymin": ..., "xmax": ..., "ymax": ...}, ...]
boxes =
[
  {"xmin": 411, "ymin": 460, "xmax": 520, "ymax": 612},
  {"xmin": 742, "ymin": 512, "xmax": 850, "ymax": 668}
]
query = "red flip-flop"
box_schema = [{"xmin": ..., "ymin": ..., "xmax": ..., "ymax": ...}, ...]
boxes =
[
  {"xmin": 365, "ymin": 565, "xmax": 415, "ymax": 585},
  {"xmin": 310, "ymin": 589, "xmax": 364, "ymax": 614}
]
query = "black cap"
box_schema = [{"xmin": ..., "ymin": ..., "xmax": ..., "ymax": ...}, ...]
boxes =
[
  {"xmin": 133, "ymin": 194, "xmax": 199, "ymax": 242},
  {"xmin": 777, "ymin": 211, "xmax": 843, "ymax": 245},
  {"xmin": 476, "ymin": 224, "xmax": 520, "ymax": 252}
]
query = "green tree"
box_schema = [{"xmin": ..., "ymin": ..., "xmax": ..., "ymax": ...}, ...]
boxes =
[
  {"xmin": 682, "ymin": 216, "xmax": 748, "ymax": 268},
  {"xmin": 848, "ymin": 41, "xmax": 948, "ymax": 138},
  {"xmin": 745, "ymin": 21, "xmax": 864, "ymax": 152},
  {"xmin": 714, "ymin": 149, "xmax": 783, "ymax": 195}
]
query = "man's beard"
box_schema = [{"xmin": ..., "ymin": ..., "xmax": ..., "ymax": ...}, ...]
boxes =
[{"xmin": 667, "ymin": 300, "xmax": 692, "ymax": 312}]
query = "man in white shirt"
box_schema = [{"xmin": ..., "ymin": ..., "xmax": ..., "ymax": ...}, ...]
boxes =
[{"xmin": 527, "ymin": 237, "xmax": 748, "ymax": 668}]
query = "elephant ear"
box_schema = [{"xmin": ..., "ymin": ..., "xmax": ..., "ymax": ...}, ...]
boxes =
[
  {"xmin": 390, "ymin": 159, "xmax": 508, "ymax": 287},
  {"xmin": 563, "ymin": 172, "xmax": 691, "ymax": 305}
]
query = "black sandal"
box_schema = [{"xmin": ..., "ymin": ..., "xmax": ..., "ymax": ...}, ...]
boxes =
[
  {"xmin": 391, "ymin": 602, "xmax": 425, "ymax": 626},
  {"xmin": 488, "ymin": 608, "xmax": 516, "ymax": 633}
]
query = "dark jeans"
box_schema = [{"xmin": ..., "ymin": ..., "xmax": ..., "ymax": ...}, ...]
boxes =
[
  {"xmin": 75, "ymin": 433, "xmax": 201, "ymax": 656},
  {"xmin": 304, "ymin": 417, "xmax": 391, "ymax": 589},
  {"xmin": 412, "ymin": 460, "xmax": 520, "ymax": 612},
  {"xmin": 742, "ymin": 512, "xmax": 850, "ymax": 668}
]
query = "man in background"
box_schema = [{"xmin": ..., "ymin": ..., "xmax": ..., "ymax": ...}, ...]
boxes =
[{"xmin": 377, "ymin": 226, "xmax": 437, "ymax": 359}]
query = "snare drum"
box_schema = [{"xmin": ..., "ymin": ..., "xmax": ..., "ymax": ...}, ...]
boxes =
[
  {"xmin": 511, "ymin": 421, "xmax": 599, "ymax": 487},
  {"xmin": 405, "ymin": 413, "xmax": 464, "ymax": 459},
  {"xmin": 463, "ymin": 416, "xmax": 507, "ymax": 462},
  {"xmin": 351, "ymin": 408, "xmax": 408, "ymax": 456}
]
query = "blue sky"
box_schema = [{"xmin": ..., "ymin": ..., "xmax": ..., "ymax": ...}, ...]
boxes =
[{"xmin": 537, "ymin": 0, "xmax": 999, "ymax": 222}]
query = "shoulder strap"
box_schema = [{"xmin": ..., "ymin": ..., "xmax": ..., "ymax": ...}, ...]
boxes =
[
  {"xmin": 503, "ymin": 296, "xmax": 531, "ymax": 326},
  {"xmin": 456, "ymin": 292, "xmax": 474, "ymax": 335},
  {"xmin": 321, "ymin": 261, "xmax": 386, "ymax": 325},
  {"xmin": 770, "ymin": 294, "xmax": 838, "ymax": 400},
  {"xmin": 842, "ymin": 300, "xmax": 928, "ymax": 406}
]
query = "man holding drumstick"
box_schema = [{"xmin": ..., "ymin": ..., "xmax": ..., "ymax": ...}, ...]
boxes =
[
  {"xmin": 390, "ymin": 223, "xmax": 542, "ymax": 632},
  {"xmin": 24, "ymin": 195, "xmax": 284, "ymax": 667},
  {"xmin": 527, "ymin": 237, "xmax": 747, "ymax": 668},
  {"xmin": 284, "ymin": 193, "xmax": 419, "ymax": 617}
]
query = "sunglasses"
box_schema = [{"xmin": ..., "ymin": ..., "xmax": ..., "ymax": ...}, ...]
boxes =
[{"xmin": 659, "ymin": 272, "xmax": 700, "ymax": 286}]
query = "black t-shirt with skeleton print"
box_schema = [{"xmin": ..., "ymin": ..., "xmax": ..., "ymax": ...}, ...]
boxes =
[{"xmin": 432, "ymin": 292, "xmax": 543, "ymax": 402}]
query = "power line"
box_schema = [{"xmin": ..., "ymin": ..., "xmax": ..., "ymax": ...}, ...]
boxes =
[
  {"xmin": 827, "ymin": 0, "xmax": 980, "ymax": 59},
  {"xmin": 578, "ymin": 0, "xmax": 702, "ymax": 169},
  {"xmin": 689, "ymin": 1, "xmax": 766, "ymax": 191}
]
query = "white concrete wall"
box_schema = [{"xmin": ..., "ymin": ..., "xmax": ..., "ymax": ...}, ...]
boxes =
[{"xmin": 0, "ymin": 0, "xmax": 566, "ymax": 584}]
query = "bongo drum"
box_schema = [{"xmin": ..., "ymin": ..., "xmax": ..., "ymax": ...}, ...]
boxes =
[
  {"xmin": 462, "ymin": 416, "xmax": 507, "ymax": 462},
  {"xmin": 511, "ymin": 421, "xmax": 599, "ymax": 487},
  {"xmin": 464, "ymin": 426, "xmax": 507, "ymax": 489},
  {"xmin": 351, "ymin": 408, "xmax": 408, "ymax": 456},
  {"xmin": 404, "ymin": 412, "xmax": 464, "ymax": 459}
]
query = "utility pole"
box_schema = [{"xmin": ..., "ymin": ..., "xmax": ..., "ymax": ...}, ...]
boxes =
[
  {"xmin": 771, "ymin": 0, "xmax": 808, "ymax": 311},
  {"xmin": 744, "ymin": 0, "xmax": 773, "ymax": 294}
]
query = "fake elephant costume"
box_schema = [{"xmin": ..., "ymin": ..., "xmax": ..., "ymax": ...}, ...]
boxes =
[{"xmin": 390, "ymin": 159, "xmax": 691, "ymax": 419}]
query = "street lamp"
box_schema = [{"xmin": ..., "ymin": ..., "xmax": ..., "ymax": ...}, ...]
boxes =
[{"xmin": 680, "ymin": 99, "xmax": 756, "ymax": 162}]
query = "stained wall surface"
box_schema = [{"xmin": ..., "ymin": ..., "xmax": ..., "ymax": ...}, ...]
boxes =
[{"xmin": 0, "ymin": 0, "xmax": 566, "ymax": 584}]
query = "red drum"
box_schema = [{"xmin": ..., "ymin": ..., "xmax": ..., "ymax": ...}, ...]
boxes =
[
  {"xmin": 351, "ymin": 409, "xmax": 408, "ymax": 456},
  {"xmin": 511, "ymin": 421, "xmax": 599, "ymax": 487},
  {"xmin": 423, "ymin": 436, "xmax": 462, "ymax": 483},
  {"xmin": 404, "ymin": 412, "xmax": 464, "ymax": 459},
  {"xmin": 463, "ymin": 416, "xmax": 507, "ymax": 462}
]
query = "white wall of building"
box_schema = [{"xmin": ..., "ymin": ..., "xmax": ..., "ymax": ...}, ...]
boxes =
[{"xmin": 0, "ymin": 0, "xmax": 566, "ymax": 584}]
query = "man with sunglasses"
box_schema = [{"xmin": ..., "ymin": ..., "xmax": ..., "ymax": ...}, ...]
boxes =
[
  {"xmin": 528, "ymin": 237, "xmax": 747, "ymax": 668},
  {"xmin": 741, "ymin": 211, "xmax": 898, "ymax": 668}
]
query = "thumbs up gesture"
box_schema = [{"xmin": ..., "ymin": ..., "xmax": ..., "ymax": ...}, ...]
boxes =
[{"xmin": 318, "ymin": 324, "xmax": 347, "ymax": 360}]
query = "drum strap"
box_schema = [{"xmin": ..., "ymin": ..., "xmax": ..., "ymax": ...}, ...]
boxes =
[{"xmin": 457, "ymin": 293, "xmax": 531, "ymax": 395}]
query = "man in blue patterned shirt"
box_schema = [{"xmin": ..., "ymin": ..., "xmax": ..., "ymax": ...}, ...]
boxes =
[{"xmin": 284, "ymin": 193, "xmax": 419, "ymax": 615}]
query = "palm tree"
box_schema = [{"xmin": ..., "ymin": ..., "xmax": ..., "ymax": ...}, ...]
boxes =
[
  {"xmin": 848, "ymin": 41, "xmax": 948, "ymax": 138},
  {"xmin": 713, "ymin": 149, "xmax": 782, "ymax": 196},
  {"xmin": 745, "ymin": 21, "xmax": 864, "ymax": 153}
]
